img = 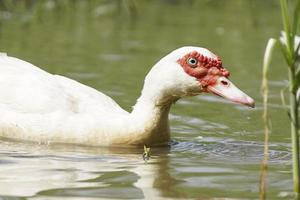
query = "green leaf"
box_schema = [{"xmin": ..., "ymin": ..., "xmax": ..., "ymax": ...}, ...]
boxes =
[
  {"xmin": 292, "ymin": 0, "xmax": 300, "ymax": 37},
  {"xmin": 279, "ymin": 38, "xmax": 292, "ymax": 66},
  {"xmin": 280, "ymin": 0, "xmax": 293, "ymax": 59},
  {"xmin": 296, "ymin": 69, "xmax": 300, "ymax": 81},
  {"xmin": 293, "ymin": 68, "xmax": 300, "ymax": 92}
]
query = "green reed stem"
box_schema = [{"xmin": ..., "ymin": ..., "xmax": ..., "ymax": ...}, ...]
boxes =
[
  {"xmin": 289, "ymin": 67, "xmax": 300, "ymax": 194},
  {"xmin": 280, "ymin": 0, "xmax": 293, "ymax": 64},
  {"xmin": 260, "ymin": 38, "xmax": 277, "ymax": 200},
  {"xmin": 279, "ymin": 0, "xmax": 300, "ymax": 194}
]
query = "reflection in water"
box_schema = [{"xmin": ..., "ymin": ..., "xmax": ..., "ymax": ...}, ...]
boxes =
[
  {"xmin": 0, "ymin": 138, "xmax": 292, "ymax": 200},
  {"xmin": 0, "ymin": 140, "xmax": 172, "ymax": 199}
]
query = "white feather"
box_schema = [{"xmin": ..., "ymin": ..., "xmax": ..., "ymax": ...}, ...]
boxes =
[{"xmin": 0, "ymin": 46, "xmax": 214, "ymax": 146}]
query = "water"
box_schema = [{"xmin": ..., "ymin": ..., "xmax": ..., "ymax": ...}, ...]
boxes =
[{"xmin": 0, "ymin": 0, "xmax": 295, "ymax": 199}]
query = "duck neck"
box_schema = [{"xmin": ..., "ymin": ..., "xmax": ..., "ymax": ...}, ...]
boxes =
[{"xmin": 129, "ymin": 87, "xmax": 179, "ymax": 146}]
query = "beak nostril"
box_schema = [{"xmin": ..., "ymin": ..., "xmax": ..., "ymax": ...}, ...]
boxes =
[{"xmin": 221, "ymin": 80, "xmax": 228, "ymax": 86}]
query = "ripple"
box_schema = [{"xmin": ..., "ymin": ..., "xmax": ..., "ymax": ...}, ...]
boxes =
[
  {"xmin": 0, "ymin": 159, "xmax": 16, "ymax": 165},
  {"xmin": 170, "ymin": 114, "xmax": 228, "ymax": 131},
  {"xmin": 99, "ymin": 54, "xmax": 129, "ymax": 62},
  {"xmin": 269, "ymin": 80, "xmax": 288, "ymax": 87},
  {"xmin": 171, "ymin": 138, "xmax": 291, "ymax": 164},
  {"xmin": 66, "ymin": 72, "xmax": 99, "ymax": 80},
  {"xmin": 37, "ymin": 186, "xmax": 144, "ymax": 199}
]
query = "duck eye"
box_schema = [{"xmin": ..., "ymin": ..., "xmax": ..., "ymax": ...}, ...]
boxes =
[{"xmin": 187, "ymin": 58, "xmax": 198, "ymax": 67}]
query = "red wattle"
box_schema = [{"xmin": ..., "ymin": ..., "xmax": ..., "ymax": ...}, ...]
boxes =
[{"xmin": 177, "ymin": 51, "xmax": 230, "ymax": 88}]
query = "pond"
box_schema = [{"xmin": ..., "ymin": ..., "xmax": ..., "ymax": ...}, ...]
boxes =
[{"xmin": 0, "ymin": 0, "xmax": 294, "ymax": 199}]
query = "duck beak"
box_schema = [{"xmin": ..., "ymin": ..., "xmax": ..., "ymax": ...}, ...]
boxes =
[{"xmin": 207, "ymin": 77, "xmax": 255, "ymax": 108}]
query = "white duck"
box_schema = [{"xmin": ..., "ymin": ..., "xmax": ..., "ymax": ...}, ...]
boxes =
[{"xmin": 0, "ymin": 47, "xmax": 254, "ymax": 147}]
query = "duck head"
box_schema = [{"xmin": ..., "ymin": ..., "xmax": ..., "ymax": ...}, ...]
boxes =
[{"xmin": 145, "ymin": 46, "xmax": 255, "ymax": 107}]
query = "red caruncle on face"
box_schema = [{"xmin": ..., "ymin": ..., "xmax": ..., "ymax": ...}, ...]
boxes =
[{"xmin": 177, "ymin": 51, "xmax": 230, "ymax": 91}]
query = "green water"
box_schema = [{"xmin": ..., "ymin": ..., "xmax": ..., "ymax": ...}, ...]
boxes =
[{"xmin": 0, "ymin": 0, "xmax": 295, "ymax": 199}]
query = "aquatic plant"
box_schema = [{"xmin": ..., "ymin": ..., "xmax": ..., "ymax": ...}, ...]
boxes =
[
  {"xmin": 261, "ymin": 0, "xmax": 300, "ymax": 196},
  {"xmin": 260, "ymin": 38, "xmax": 276, "ymax": 200}
]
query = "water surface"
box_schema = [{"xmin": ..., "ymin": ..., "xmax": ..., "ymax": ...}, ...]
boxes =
[{"xmin": 0, "ymin": 1, "xmax": 294, "ymax": 199}]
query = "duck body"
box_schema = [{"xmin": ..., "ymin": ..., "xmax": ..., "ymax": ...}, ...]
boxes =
[
  {"xmin": 0, "ymin": 54, "xmax": 171, "ymax": 146},
  {"xmin": 0, "ymin": 47, "xmax": 254, "ymax": 147}
]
